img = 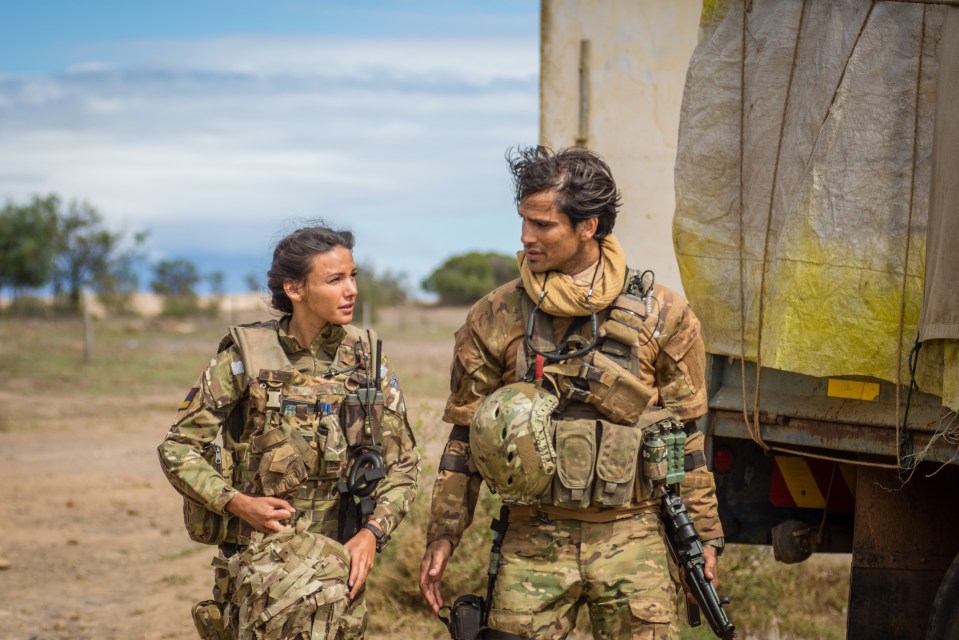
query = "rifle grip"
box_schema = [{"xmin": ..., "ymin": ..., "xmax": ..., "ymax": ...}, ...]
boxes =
[{"xmin": 685, "ymin": 595, "xmax": 702, "ymax": 628}]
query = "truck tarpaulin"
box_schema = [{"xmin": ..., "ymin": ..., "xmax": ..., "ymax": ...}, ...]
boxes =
[{"xmin": 673, "ymin": 0, "xmax": 959, "ymax": 411}]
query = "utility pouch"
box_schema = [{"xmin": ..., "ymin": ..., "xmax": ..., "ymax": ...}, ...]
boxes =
[
  {"xmin": 183, "ymin": 443, "xmax": 233, "ymax": 545},
  {"xmin": 252, "ymin": 421, "xmax": 316, "ymax": 496},
  {"xmin": 607, "ymin": 293, "xmax": 652, "ymax": 337},
  {"xmin": 341, "ymin": 387, "xmax": 384, "ymax": 446},
  {"xmin": 552, "ymin": 419, "xmax": 597, "ymax": 509},
  {"xmin": 318, "ymin": 407, "xmax": 348, "ymax": 479},
  {"xmin": 192, "ymin": 599, "xmax": 229, "ymax": 640},
  {"xmin": 442, "ymin": 594, "xmax": 485, "ymax": 640},
  {"xmin": 583, "ymin": 350, "xmax": 655, "ymax": 424},
  {"xmin": 592, "ymin": 421, "xmax": 642, "ymax": 508}
]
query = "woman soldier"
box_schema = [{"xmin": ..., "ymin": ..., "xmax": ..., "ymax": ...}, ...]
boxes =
[{"xmin": 158, "ymin": 224, "xmax": 419, "ymax": 640}]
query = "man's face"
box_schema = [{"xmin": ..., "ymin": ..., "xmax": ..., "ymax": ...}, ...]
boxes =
[{"xmin": 519, "ymin": 191, "xmax": 598, "ymax": 275}]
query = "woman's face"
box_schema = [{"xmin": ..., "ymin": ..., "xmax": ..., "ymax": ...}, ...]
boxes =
[{"xmin": 284, "ymin": 246, "xmax": 358, "ymax": 328}]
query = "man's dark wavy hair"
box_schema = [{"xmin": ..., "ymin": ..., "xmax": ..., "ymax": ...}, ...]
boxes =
[{"xmin": 506, "ymin": 145, "xmax": 621, "ymax": 240}]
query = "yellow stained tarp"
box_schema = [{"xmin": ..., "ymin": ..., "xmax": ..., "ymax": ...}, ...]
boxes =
[{"xmin": 673, "ymin": 0, "xmax": 959, "ymax": 411}]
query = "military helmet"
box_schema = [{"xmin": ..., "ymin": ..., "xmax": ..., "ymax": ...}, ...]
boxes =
[{"xmin": 469, "ymin": 382, "xmax": 559, "ymax": 504}]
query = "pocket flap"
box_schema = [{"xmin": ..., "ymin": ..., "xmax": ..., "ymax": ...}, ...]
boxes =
[
  {"xmin": 628, "ymin": 598, "xmax": 673, "ymax": 624},
  {"xmin": 595, "ymin": 422, "xmax": 641, "ymax": 484},
  {"xmin": 555, "ymin": 419, "xmax": 596, "ymax": 490}
]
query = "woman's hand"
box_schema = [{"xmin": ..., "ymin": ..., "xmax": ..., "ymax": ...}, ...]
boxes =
[
  {"xmin": 225, "ymin": 493, "xmax": 294, "ymax": 533},
  {"xmin": 343, "ymin": 525, "xmax": 379, "ymax": 599}
]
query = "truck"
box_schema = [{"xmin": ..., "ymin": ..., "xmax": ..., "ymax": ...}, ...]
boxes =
[{"xmin": 540, "ymin": 1, "xmax": 959, "ymax": 638}]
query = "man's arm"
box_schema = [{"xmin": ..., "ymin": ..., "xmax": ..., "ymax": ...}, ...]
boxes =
[{"xmin": 420, "ymin": 302, "xmax": 505, "ymax": 614}]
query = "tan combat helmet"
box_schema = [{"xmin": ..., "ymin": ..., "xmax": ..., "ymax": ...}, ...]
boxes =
[{"xmin": 469, "ymin": 382, "xmax": 559, "ymax": 504}]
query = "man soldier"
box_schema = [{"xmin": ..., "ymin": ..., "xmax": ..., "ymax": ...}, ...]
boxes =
[{"xmin": 419, "ymin": 146, "xmax": 724, "ymax": 639}]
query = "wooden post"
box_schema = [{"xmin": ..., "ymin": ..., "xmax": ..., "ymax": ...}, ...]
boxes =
[{"xmin": 82, "ymin": 287, "xmax": 94, "ymax": 364}]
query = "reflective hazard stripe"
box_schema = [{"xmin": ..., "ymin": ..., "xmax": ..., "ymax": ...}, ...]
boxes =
[{"xmin": 769, "ymin": 456, "xmax": 856, "ymax": 511}]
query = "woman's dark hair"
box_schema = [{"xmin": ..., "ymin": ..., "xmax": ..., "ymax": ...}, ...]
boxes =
[
  {"xmin": 267, "ymin": 224, "xmax": 354, "ymax": 314},
  {"xmin": 506, "ymin": 145, "xmax": 621, "ymax": 240}
]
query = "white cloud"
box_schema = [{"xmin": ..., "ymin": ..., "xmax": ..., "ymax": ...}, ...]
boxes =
[{"xmin": 0, "ymin": 35, "xmax": 539, "ymax": 295}]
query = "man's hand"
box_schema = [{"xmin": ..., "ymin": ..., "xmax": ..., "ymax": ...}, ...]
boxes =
[
  {"xmin": 225, "ymin": 493, "xmax": 294, "ymax": 533},
  {"xmin": 344, "ymin": 525, "xmax": 378, "ymax": 599},
  {"xmin": 703, "ymin": 544, "xmax": 720, "ymax": 588},
  {"xmin": 419, "ymin": 539, "xmax": 453, "ymax": 615},
  {"xmin": 679, "ymin": 544, "xmax": 721, "ymax": 599}
]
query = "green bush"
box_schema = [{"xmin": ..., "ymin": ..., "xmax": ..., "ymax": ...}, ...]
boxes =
[{"xmin": 422, "ymin": 252, "xmax": 518, "ymax": 306}]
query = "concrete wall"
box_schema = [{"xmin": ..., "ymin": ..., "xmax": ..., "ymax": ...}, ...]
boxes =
[{"xmin": 540, "ymin": 0, "xmax": 701, "ymax": 291}]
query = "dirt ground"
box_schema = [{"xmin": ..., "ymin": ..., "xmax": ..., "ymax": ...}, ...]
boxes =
[{"xmin": 0, "ymin": 305, "xmax": 461, "ymax": 640}]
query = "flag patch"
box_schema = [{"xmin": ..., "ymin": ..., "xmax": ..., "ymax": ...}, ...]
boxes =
[{"xmin": 179, "ymin": 387, "xmax": 199, "ymax": 410}]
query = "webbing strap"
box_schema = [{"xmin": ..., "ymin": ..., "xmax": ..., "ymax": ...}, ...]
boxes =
[
  {"xmin": 448, "ymin": 424, "xmax": 470, "ymax": 443},
  {"xmin": 439, "ymin": 453, "xmax": 471, "ymax": 475},
  {"xmin": 684, "ymin": 450, "xmax": 707, "ymax": 472}
]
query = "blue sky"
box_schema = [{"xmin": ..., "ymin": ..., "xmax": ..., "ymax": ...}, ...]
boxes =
[{"xmin": 0, "ymin": 1, "xmax": 540, "ymax": 296}]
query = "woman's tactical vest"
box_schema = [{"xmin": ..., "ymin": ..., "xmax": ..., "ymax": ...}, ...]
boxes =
[
  {"xmin": 187, "ymin": 321, "xmax": 387, "ymax": 546},
  {"xmin": 515, "ymin": 269, "xmax": 694, "ymax": 514}
]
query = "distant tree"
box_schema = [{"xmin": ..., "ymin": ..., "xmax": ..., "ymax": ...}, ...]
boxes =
[
  {"xmin": 356, "ymin": 262, "xmax": 408, "ymax": 322},
  {"xmin": 151, "ymin": 258, "xmax": 201, "ymax": 317},
  {"xmin": 204, "ymin": 270, "xmax": 226, "ymax": 316},
  {"xmin": 422, "ymin": 251, "xmax": 519, "ymax": 305},
  {"xmin": 0, "ymin": 195, "xmax": 60, "ymax": 301},
  {"xmin": 244, "ymin": 272, "xmax": 261, "ymax": 293},
  {"xmin": 49, "ymin": 199, "xmax": 146, "ymax": 312},
  {"xmin": 92, "ymin": 249, "xmax": 142, "ymax": 315}
]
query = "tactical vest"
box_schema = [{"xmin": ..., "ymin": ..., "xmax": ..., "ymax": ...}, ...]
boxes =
[
  {"xmin": 223, "ymin": 321, "xmax": 385, "ymax": 542},
  {"xmin": 516, "ymin": 269, "xmax": 690, "ymax": 514}
]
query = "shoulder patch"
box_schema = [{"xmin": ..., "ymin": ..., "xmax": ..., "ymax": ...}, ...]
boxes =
[
  {"xmin": 179, "ymin": 387, "xmax": 199, "ymax": 411},
  {"xmin": 231, "ymin": 359, "xmax": 245, "ymax": 376}
]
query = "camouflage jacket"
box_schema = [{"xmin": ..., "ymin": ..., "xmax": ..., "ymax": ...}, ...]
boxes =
[
  {"xmin": 158, "ymin": 318, "xmax": 419, "ymax": 541},
  {"xmin": 426, "ymin": 278, "xmax": 723, "ymax": 549}
]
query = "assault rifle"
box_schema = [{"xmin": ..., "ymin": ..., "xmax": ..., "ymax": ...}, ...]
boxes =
[{"xmin": 662, "ymin": 489, "xmax": 736, "ymax": 639}]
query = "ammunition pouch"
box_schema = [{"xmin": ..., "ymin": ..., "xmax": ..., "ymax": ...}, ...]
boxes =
[
  {"xmin": 252, "ymin": 420, "xmax": 316, "ymax": 497},
  {"xmin": 593, "ymin": 421, "xmax": 642, "ymax": 507},
  {"xmin": 183, "ymin": 443, "xmax": 234, "ymax": 545},
  {"xmin": 548, "ymin": 411, "xmax": 690, "ymax": 510},
  {"xmin": 551, "ymin": 419, "xmax": 642, "ymax": 510},
  {"xmin": 192, "ymin": 599, "xmax": 229, "ymax": 640}
]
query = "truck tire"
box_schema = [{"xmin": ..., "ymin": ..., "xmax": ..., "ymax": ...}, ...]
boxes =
[{"xmin": 927, "ymin": 550, "xmax": 959, "ymax": 640}]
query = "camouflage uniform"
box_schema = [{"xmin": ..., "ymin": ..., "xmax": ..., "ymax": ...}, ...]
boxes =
[
  {"xmin": 159, "ymin": 318, "xmax": 419, "ymax": 640},
  {"xmin": 426, "ymin": 277, "xmax": 722, "ymax": 639}
]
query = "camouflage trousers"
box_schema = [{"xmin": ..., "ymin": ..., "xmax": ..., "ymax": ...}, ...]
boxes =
[
  {"xmin": 486, "ymin": 512, "xmax": 679, "ymax": 640},
  {"xmin": 207, "ymin": 520, "xmax": 367, "ymax": 640}
]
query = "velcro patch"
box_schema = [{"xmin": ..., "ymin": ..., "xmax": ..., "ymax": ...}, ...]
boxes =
[
  {"xmin": 179, "ymin": 387, "xmax": 199, "ymax": 410},
  {"xmin": 231, "ymin": 359, "xmax": 245, "ymax": 376}
]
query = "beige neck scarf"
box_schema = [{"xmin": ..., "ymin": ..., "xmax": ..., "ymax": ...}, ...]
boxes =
[{"xmin": 517, "ymin": 234, "xmax": 627, "ymax": 317}]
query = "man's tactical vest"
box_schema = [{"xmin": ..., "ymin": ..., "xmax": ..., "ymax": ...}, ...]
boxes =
[
  {"xmin": 513, "ymin": 269, "xmax": 698, "ymax": 516},
  {"xmin": 186, "ymin": 320, "xmax": 386, "ymax": 546}
]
